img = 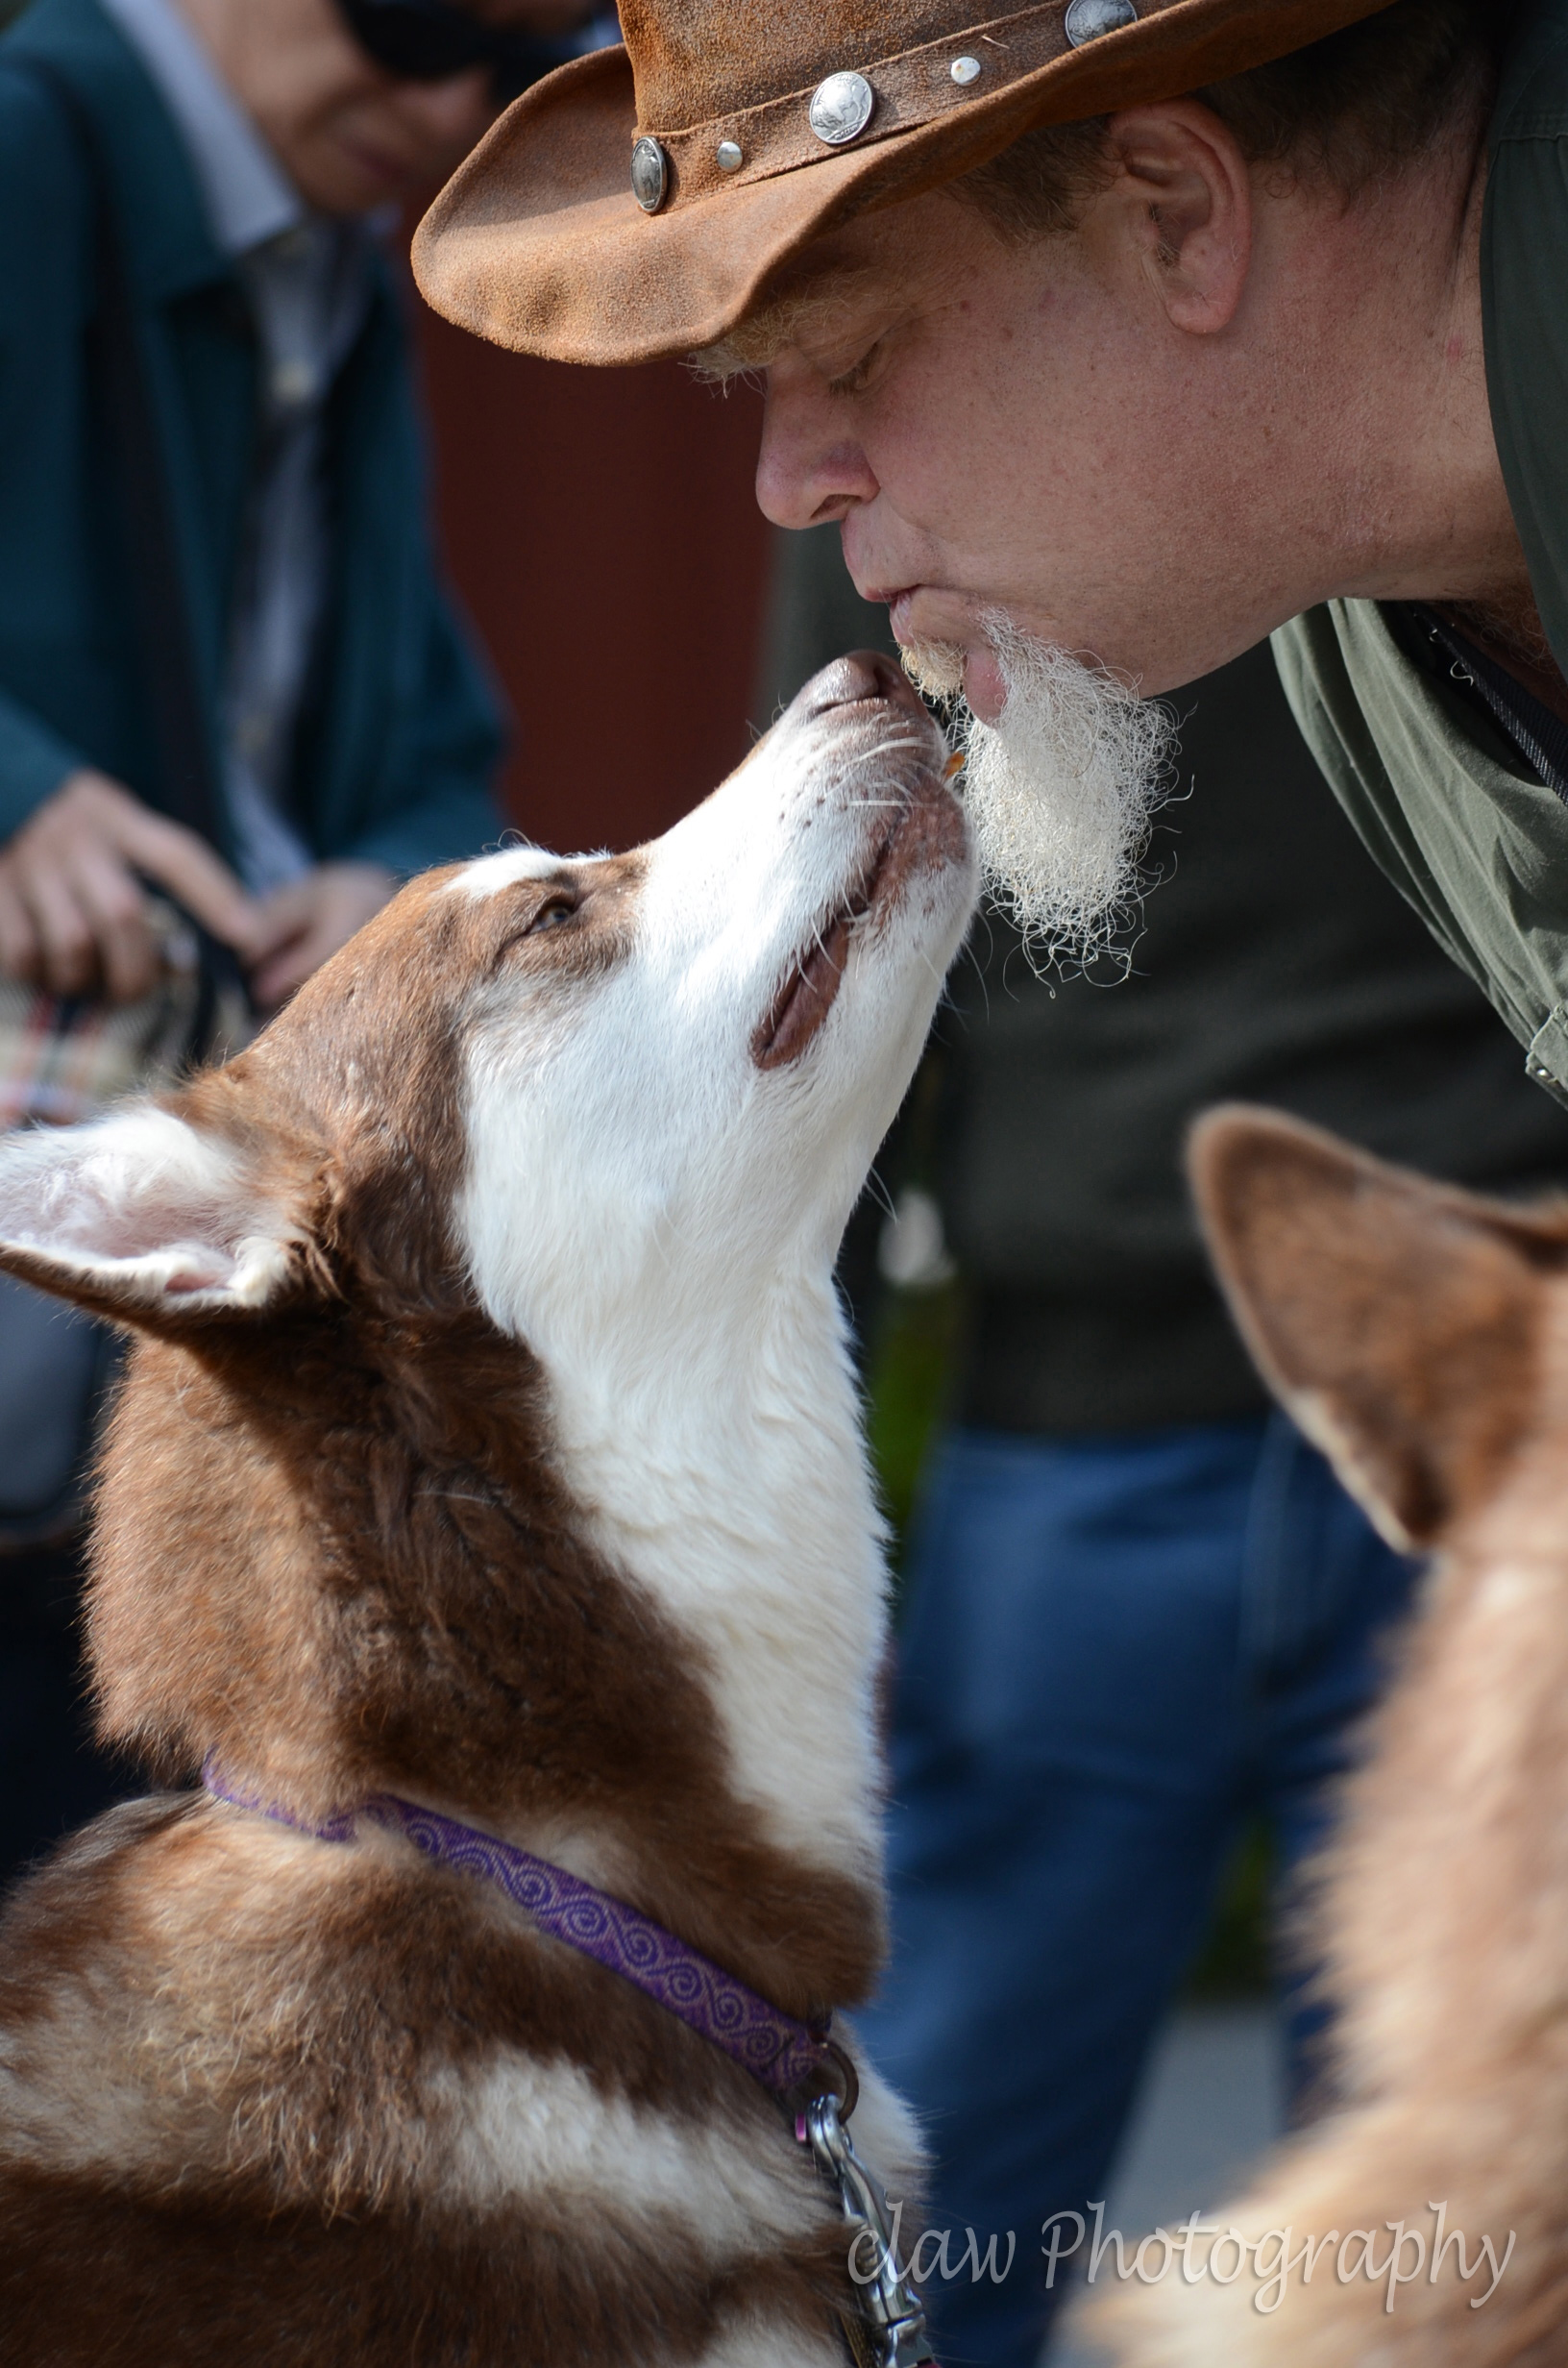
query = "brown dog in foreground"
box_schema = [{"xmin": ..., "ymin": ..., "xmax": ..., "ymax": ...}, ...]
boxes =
[
  {"xmin": 0, "ymin": 654, "xmax": 973, "ymax": 2366},
  {"xmin": 1108, "ymin": 1104, "xmax": 1568, "ymax": 2365}
]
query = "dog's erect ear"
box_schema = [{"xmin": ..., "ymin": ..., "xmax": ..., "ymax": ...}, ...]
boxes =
[
  {"xmin": 1189, "ymin": 1105, "xmax": 1568, "ymax": 1552},
  {"xmin": 0, "ymin": 1101, "xmax": 317, "ymax": 1325}
]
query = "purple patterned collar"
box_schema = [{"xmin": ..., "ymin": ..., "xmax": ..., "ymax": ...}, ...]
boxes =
[{"xmin": 202, "ymin": 1764, "xmax": 850, "ymax": 2110}]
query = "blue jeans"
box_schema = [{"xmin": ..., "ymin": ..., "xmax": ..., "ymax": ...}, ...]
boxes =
[{"xmin": 855, "ymin": 1413, "xmax": 1421, "ymax": 2368}]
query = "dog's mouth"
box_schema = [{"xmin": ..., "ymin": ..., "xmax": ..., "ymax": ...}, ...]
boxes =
[
  {"xmin": 750, "ymin": 777, "xmax": 962, "ymax": 1073},
  {"xmin": 750, "ymin": 833, "xmax": 893, "ymax": 1074}
]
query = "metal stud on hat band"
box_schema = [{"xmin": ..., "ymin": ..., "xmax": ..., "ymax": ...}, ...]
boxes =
[
  {"xmin": 630, "ymin": 135, "xmax": 670, "ymax": 211},
  {"xmin": 808, "ymin": 69, "xmax": 875, "ymax": 146},
  {"xmin": 1064, "ymin": 0, "xmax": 1138, "ymax": 42},
  {"xmin": 626, "ymin": 3, "xmax": 1155, "ymax": 219}
]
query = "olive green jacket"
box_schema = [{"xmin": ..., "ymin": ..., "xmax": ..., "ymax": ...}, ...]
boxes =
[{"xmin": 1275, "ymin": 0, "xmax": 1568, "ymax": 1102}]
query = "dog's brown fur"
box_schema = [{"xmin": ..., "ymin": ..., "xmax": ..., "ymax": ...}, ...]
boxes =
[
  {"xmin": 0, "ymin": 862, "xmax": 885, "ymax": 2365},
  {"xmin": 1108, "ymin": 1105, "xmax": 1568, "ymax": 2365}
]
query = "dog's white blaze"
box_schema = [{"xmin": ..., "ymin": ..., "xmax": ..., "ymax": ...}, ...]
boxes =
[
  {"xmin": 695, "ymin": 2330, "xmax": 847, "ymax": 2367},
  {"xmin": 440, "ymin": 2050, "xmax": 821, "ymax": 2240},
  {"xmin": 0, "ymin": 2027, "xmax": 172, "ymax": 2183},
  {"xmin": 448, "ymin": 844, "xmax": 589, "ymax": 900},
  {"xmin": 1, "ymin": 1988, "xmax": 906, "ymax": 2265},
  {"xmin": 458, "ymin": 702, "xmax": 973, "ymax": 1874}
]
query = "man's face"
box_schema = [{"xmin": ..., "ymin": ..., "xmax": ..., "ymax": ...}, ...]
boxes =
[
  {"xmin": 176, "ymin": 0, "xmax": 531, "ymax": 214},
  {"xmin": 754, "ymin": 182, "xmax": 1308, "ymax": 710},
  {"xmin": 748, "ymin": 85, "xmax": 1504, "ymax": 714}
]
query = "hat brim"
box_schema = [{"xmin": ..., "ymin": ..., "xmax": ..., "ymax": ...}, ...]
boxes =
[{"xmin": 413, "ymin": 0, "xmax": 1396, "ymax": 367}]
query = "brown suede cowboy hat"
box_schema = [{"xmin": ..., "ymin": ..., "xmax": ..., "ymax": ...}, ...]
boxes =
[{"xmin": 413, "ymin": 0, "xmax": 1397, "ymax": 367}]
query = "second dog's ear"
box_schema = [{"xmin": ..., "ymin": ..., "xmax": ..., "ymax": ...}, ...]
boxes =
[
  {"xmin": 1188, "ymin": 1105, "xmax": 1568, "ymax": 1551},
  {"xmin": 0, "ymin": 1098, "xmax": 320, "ymax": 1327}
]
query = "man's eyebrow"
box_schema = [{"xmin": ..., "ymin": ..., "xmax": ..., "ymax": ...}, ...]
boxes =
[{"xmin": 688, "ymin": 264, "xmax": 889, "ymax": 383}]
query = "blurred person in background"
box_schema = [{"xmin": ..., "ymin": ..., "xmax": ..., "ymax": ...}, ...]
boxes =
[
  {"xmin": 758, "ymin": 528, "xmax": 1568, "ymax": 2368},
  {"xmin": 0, "ymin": 0, "xmax": 600, "ymax": 1885}
]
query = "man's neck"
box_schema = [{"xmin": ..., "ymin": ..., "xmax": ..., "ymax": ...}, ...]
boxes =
[
  {"xmin": 1295, "ymin": 97, "xmax": 1526, "ymax": 621},
  {"xmin": 1330, "ymin": 109, "xmax": 1568, "ymax": 722}
]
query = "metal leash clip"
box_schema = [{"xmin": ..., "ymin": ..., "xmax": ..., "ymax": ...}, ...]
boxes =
[{"xmin": 803, "ymin": 2091, "xmax": 939, "ymax": 2368}]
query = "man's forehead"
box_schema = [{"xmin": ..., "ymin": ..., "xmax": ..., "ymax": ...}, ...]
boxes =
[{"xmin": 696, "ymin": 186, "xmax": 999, "ymax": 376}]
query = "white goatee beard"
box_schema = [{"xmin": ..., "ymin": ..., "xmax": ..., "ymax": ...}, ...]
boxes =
[{"xmin": 903, "ymin": 615, "xmax": 1174, "ymax": 967}]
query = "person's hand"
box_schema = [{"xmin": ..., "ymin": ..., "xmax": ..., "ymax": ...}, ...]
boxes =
[
  {"xmin": 244, "ymin": 861, "xmax": 398, "ymax": 1011},
  {"xmin": 0, "ymin": 770, "xmax": 260, "ymax": 1004}
]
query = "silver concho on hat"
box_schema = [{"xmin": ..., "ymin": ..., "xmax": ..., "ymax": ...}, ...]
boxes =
[
  {"xmin": 808, "ymin": 70, "xmax": 875, "ymax": 147},
  {"xmin": 1064, "ymin": 0, "xmax": 1138, "ymax": 41},
  {"xmin": 630, "ymin": 135, "xmax": 670, "ymax": 213}
]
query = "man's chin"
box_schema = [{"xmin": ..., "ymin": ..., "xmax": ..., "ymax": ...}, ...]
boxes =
[
  {"xmin": 895, "ymin": 634, "xmax": 967, "ymax": 704},
  {"xmin": 893, "ymin": 629, "xmax": 1017, "ymax": 724},
  {"xmin": 930, "ymin": 613, "xmax": 1177, "ymax": 969},
  {"xmin": 960, "ymin": 648, "xmax": 1008, "ymax": 726}
]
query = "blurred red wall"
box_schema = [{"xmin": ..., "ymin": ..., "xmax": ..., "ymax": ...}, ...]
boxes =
[{"xmin": 412, "ymin": 302, "xmax": 772, "ymax": 855}]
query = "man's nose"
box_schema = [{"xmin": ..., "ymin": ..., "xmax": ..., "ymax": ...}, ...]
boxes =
[{"xmin": 756, "ymin": 359, "xmax": 880, "ymax": 530}]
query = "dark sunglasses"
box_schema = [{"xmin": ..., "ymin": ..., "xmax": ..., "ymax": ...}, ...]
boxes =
[{"xmin": 332, "ymin": 0, "xmax": 580, "ymax": 103}]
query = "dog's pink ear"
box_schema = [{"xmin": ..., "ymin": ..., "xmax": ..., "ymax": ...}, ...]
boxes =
[
  {"xmin": 0, "ymin": 1099, "xmax": 316, "ymax": 1326},
  {"xmin": 1189, "ymin": 1105, "xmax": 1566, "ymax": 1551}
]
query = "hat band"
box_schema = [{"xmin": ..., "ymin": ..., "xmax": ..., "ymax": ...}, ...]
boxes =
[{"xmin": 639, "ymin": 0, "xmax": 1157, "ymax": 210}]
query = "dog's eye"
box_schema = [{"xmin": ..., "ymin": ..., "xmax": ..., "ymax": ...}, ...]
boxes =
[{"xmin": 528, "ymin": 893, "xmax": 577, "ymax": 932}]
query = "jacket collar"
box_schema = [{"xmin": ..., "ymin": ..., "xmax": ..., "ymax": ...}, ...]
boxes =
[
  {"xmin": 95, "ymin": 0, "xmax": 302, "ymax": 259},
  {"xmin": 4, "ymin": 0, "xmax": 238, "ymax": 305}
]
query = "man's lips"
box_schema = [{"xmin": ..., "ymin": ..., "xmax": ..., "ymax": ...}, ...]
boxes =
[
  {"xmin": 872, "ymin": 584, "xmax": 967, "ymax": 658},
  {"xmin": 883, "ymin": 589, "xmax": 922, "ymax": 645}
]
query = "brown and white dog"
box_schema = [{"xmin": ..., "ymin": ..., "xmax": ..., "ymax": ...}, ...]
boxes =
[
  {"xmin": 1109, "ymin": 1105, "xmax": 1568, "ymax": 2366},
  {"xmin": 0, "ymin": 654, "xmax": 973, "ymax": 2366}
]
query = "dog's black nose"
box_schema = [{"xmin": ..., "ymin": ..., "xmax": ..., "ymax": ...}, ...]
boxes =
[{"xmin": 803, "ymin": 649, "xmax": 923, "ymax": 718}]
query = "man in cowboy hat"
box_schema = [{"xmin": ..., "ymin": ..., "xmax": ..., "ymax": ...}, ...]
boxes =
[
  {"xmin": 412, "ymin": 0, "xmax": 1568, "ymax": 1105},
  {"xmin": 409, "ymin": 3, "xmax": 1568, "ymax": 2356}
]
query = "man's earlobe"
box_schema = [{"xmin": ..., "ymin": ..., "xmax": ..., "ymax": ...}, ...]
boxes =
[
  {"xmin": 1106, "ymin": 101, "xmax": 1252, "ymax": 336},
  {"xmin": 0, "ymin": 1099, "xmax": 319, "ymax": 1326}
]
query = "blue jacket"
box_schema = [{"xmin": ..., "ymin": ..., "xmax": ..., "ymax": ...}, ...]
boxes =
[{"xmin": 0, "ymin": 0, "xmax": 503, "ymax": 875}]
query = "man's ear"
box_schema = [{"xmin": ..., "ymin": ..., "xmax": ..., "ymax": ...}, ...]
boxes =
[
  {"xmin": 1189, "ymin": 1106, "xmax": 1566, "ymax": 1552},
  {"xmin": 0, "ymin": 1099, "xmax": 318, "ymax": 1326},
  {"xmin": 1103, "ymin": 101, "xmax": 1252, "ymax": 334}
]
